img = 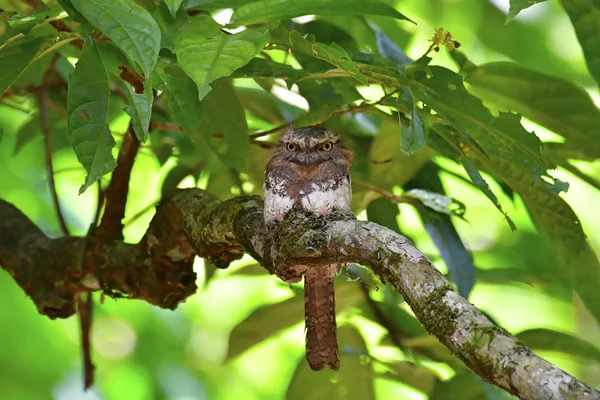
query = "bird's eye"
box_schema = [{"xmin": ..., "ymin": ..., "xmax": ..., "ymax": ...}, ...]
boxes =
[
  {"xmin": 321, "ymin": 142, "xmax": 333, "ymax": 151},
  {"xmin": 286, "ymin": 143, "xmax": 297, "ymax": 152}
]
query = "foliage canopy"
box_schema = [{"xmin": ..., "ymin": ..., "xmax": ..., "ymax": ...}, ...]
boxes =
[{"xmin": 1, "ymin": 0, "xmax": 600, "ymax": 398}]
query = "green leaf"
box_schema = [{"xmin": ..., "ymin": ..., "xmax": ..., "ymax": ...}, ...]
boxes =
[
  {"xmin": 516, "ymin": 328, "xmax": 600, "ymax": 363},
  {"xmin": 227, "ymin": 282, "xmax": 361, "ymax": 360},
  {"xmin": 184, "ymin": 0, "xmax": 255, "ymax": 9},
  {"xmin": 0, "ymin": 33, "xmax": 79, "ymax": 96},
  {"xmin": 407, "ymin": 165, "xmax": 474, "ymax": 298},
  {"xmin": 463, "ymin": 62, "xmax": 600, "ymax": 161},
  {"xmin": 161, "ymin": 164, "xmax": 198, "ymax": 197},
  {"xmin": 71, "ymin": 0, "xmax": 160, "ymax": 77},
  {"xmin": 235, "ymin": 87, "xmax": 304, "ymax": 125},
  {"xmin": 369, "ymin": 119, "xmax": 435, "ymax": 191},
  {"xmin": 174, "ymin": 15, "xmax": 268, "ymax": 101},
  {"xmin": 230, "ymin": 0, "xmax": 413, "ymax": 27},
  {"xmin": 413, "ymin": 67, "xmax": 551, "ymax": 178},
  {"xmin": 377, "ymin": 361, "xmax": 438, "ymax": 395},
  {"xmin": 431, "ymin": 372, "xmax": 514, "ymax": 400},
  {"xmin": 405, "ymin": 189, "xmax": 466, "ymax": 220},
  {"xmin": 7, "ymin": 5, "xmax": 66, "ymax": 34},
  {"xmin": 151, "ymin": 2, "xmax": 189, "ymax": 52},
  {"xmin": 164, "ymin": 0, "xmax": 183, "ymax": 17},
  {"xmin": 506, "ymin": 0, "xmax": 548, "ymax": 24},
  {"xmin": 153, "ymin": 58, "xmax": 202, "ymax": 135},
  {"xmin": 366, "ymin": 197, "xmax": 401, "ymax": 234},
  {"xmin": 287, "ymin": 324, "xmax": 374, "ymax": 400},
  {"xmin": 67, "ymin": 41, "xmax": 118, "ymax": 194},
  {"xmin": 400, "ymin": 90, "xmax": 428, "ymax": 154},
  {"xmin": 230, "ymin": 57, "xmax": 305, "ymax": 82},
  {"xmin": 461, "ymin": 157, "xmax": 516, "ymax": 231},
  {"xmin": 56, "ymin": 0, "xmax": 88, "ymax": 23},
  {"xmin": 560, "ymin": 0, "xmax": 600, "ymax": 87},
  {"xmin": 123, "ymin": 81, "xmax": 153, "ymax": 142},
  {"xmin": 199, "ymin": 78, "xmax": 249, "ymax": 171},
  {"xmin": 288, "ymin": 30, "xmax": 368, "ymax": 85}
]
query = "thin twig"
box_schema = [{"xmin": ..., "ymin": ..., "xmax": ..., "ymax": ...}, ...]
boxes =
[
  {"xmin": 248, "ymin": 89, "xmax": 400, "ymax": 140},
  {"xmin": 37, "ymin": 90, "xmax": 69, "ymax": 236},
  {"xmin": 77, "ymin": 293, "xmax": 95, "ymax": 390}
]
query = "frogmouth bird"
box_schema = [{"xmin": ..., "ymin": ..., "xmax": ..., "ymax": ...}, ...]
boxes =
[{"xmin": 263, "ymin": 125, "xmax": 353, "ymax": 371}]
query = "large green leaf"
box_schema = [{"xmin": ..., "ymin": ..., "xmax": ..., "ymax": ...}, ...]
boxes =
[
  {"xmin": 71, "ymin": 0, "xmax": 160, "ymax": 77},
  {"xmin": 230, "ymin": 0, "xmax": 412, "ymax": 27},
  {"xmin": 164, "ymin": 0, "xmax": 183, "ymax": 16},
  {"xmin": 174, "ymin": 15, "xmax": 268, "ymax": 102},
  {"xmin": 288, "ymin": 30, "xmax": 368, "ymax": 85},
  {"xmin": 67, "ymin": 41, "xmax": 119, "ymax": 193},
  {"xmin": 227, "ymin": 282, "xmax": 361, "ymax": 360},
  {"xmin": 123, "ymin": 81, "xmax": 153, "ymax": 143},
  {"xmin": 0, "ymin": 33, "xmax": 79, "ymax": 96},
  {"xmin": 287, "ymin": 324, "xmax": 375, "ymax": 400},
  {"xmin": 463, "ymin": 62, "xmax": 600, "ymax": 161},
  {"xmin": 153, "ymin": 58, "xmax": 202, "ymax": 135},
  {"xmin": 516, "ymin": 328, "xmax": 600, "ymax": 363},
  {"xmin": 414, "ymin": 67, "xmax": 552, "ymax": 178},
  {"xmin": 199, "ymin": 78, "xmax": 250, "ymax": 171},
  {"xmin": 400, "ymin": 89, "xmax": 428, "ymax": 154},
  {"xmin": 560, "ymin": 0, "xmax": 600, "ymax": 87},
  {"xmin": 506, "ymin": 0, "xmax": 548, "ymax": 24}
]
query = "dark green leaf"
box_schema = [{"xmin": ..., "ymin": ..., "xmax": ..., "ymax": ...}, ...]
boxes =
[
  {"xmin": 463, "ymin": 62, "xmax": 600, "ymax": 161},
  {"xmin": 67, "ymin": 41, "xmax": 119, "ymax": 193},
  {"xmin": 405, "ymin": 189, "xmax": 466, "ymax": 220},
  {"xmin": 560, "ymin": 0, "xmax": 600, "ymax": 87},
  {"xmin": 431, "ymin": 372, "xmax": 515, "ymax": 400},
  {"xmin": 230, "ymin": 0, "xmax": 413, "ymax": 27},
  {"xmin": 227, "ymin": 282, "xmax": 361, "ymax": 360},
  {"xmin": 199, "ymin": 78, "xmax": 249, "ymax": 171},
  {"xmin": 377, "ymin": 361, "xmax": 438, "ymax": 395},
  {"xmin": 235, "ymin": 87, "xmax": 304, "ymax": 125},
  {"xmin": 0, "ymin": 33, "xmax": 79, "ymax": 96},
  {"xmin": 287, "ymin": 324, "xmax": 374, "ymax": 400},
  {"xmin": 366, "ymin": 197, "xmax": 401, "ymax": 234},
  {"xmin": 288, "ymin": 30, "xmax": 368, "ymax": 84},
  {"xmin": 413, "ymin": 67, "xmax": 551, "ymax": 178},
  {"xmin": 7, "ymin": 5, "xmax": 65, "ymax": 34},
  {"xmin": 161, "ymin": 165, "xmax": 197, "ymax": 197},
  {"xmin": 400, "ymin": 90, "xmax": 428, "ymax": 154},
  {"xmin": 461, "ymin": 157, "xmax": 516, "ymax": 231},
  {"xmin": 153, "ymin": 58, "xmax": 201, "ymax": 135},
  {"xmin": 230, "ymin": 57, "xmax": 305, "ymax": 81},
  {"xmin": 164, "ymin": 0, "xmax": 183, "ymax": 17},
  {"xmin": 506, "ymin": 0, "xmax": 548, "ymax": 24},
  {"xmin": 516, "ymin": 328, "xmax": 600, "ymax": 363},
  {"xmin": 373, "ymin": 25, "xmax": 412, "ymax": 68},
  {"xmin": 56, "ymin": 0, "xmax": 88, "ymax": 22},
  {"xmin": 369, "ymin": 119, "xmax": 435, "ymax": 190},
  {"xmin": 123, "ymin": 81, "xmax": 153, "ymax": 142},
  {"xmin": 174, "ymin": 15, "xmax": 268, "ymax": 101},
  {"xmin": 151, "ymin": 2, "xmax": 189, "ymax": 52},
  {"xmin": 184, "ymin": 0, "xmax": 255, "ymax": 9},
  {"xmin": 71, "ymin": 0, "xmax": 160, "ymax": 77}
]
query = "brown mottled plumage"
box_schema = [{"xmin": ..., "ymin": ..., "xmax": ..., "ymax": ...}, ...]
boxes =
[{"xmin": 263, "ymin": 126, "xmax": 353, "ymax": 371}]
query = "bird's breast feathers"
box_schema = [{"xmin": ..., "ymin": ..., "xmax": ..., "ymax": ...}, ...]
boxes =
[{"xmin": 263, "ymin": 174, "xmax": 351, "ymax": 223}]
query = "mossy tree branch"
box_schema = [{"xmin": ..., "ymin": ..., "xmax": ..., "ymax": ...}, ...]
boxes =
[{"xmin": 0, "ymin": 188, "xmax": 598, "ymax": 400}]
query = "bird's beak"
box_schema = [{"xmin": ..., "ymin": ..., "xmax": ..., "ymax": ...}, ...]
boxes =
[{"xmin": 295, "ymin": 154, "xmax": 313, "ymax": 166}]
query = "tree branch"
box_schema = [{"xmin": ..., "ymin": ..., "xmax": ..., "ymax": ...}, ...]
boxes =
[{"xmin": 0, "ymin": 188, "xmax": 598, "ymax": 399}]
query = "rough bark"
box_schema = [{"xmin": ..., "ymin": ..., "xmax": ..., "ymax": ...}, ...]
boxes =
[{"xmin": 0, "ymin": 188, "xmax": 598, "ymax": 400}]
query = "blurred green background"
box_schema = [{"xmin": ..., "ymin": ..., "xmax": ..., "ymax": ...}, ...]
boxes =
[{"xmin": 2, "ymin": 0, "xmax": 600, "ymax": 399}]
